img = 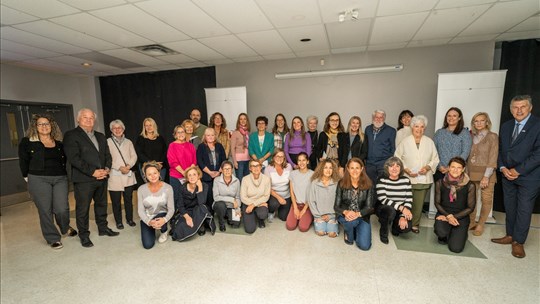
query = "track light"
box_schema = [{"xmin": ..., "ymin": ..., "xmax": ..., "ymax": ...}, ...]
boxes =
[
  {"xmin": 338, "ymin": 9, "xmax": 360, "ymax": 22},
  {"xmin": 338, "ymin": 12, "xmax": 346, "ymax": 23},
  {"xmin": 351, "ymin": 9, "xmax": 359, "ymax": 20},
  {"xmin": 275, "ymin": 64, "xmax": 404, "ymax": 80}
]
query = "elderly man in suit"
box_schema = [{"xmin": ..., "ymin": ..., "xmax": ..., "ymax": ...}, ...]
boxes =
[
  {"xmin": 492, "ymin": 95, "xmax": 540, "ymax": 258},
  {"xmin": 64, "ymin": 108, "xmax": 119, "ymax": 248}
]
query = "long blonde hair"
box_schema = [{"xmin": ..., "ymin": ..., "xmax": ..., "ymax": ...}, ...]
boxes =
[
  {"xmin": 140, "ymin": 117, "xmax": 160, "ymax": 138},
  {"xmin": 347, "ymin": 116, "xmax": 364, "ymax": 142}
]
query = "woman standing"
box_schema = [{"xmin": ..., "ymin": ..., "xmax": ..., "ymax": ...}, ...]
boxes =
[
  {"xmin": 213, "ymin": 161, "xmax": 241, "ymax": 231},
  {"xmin": 209, "ymin": 112, "xmax": 230, "ymax": 159},
  {"xmin": 395, "ymin": 110, "xmax": 414, "ymax": 146},
  {"xmin": 167, "ymin": 125, "xmax": 197, "ymax": 210},
  {"xmin": 308, "ymin": 159, "xmax": 340, "ymax": 237},
  {"xmin": 265, "ymin": 148, "xmax": 293, "ymax": 223},
  {"xmin": 316, "ymin": 112, "xmax": 344, "ymax": 163},
  {"xmin": 434, "ymin": 157, "xmax": 476, "ymax": 253},
  {"xmin": 284, "ymin": 116, "xmax": 311, "ymax": 169},
  {"xmin": 286, "ymin": 152, "xmax": 314, "ymax": 232},
  {"xmin": 182, "ymin": 119, "xmax": 202, "ymax": 149},
  {"xmin": 241, "ymin": 159, "xmax": 271, "ymax": 234},
  {"xmin": 171, "ymin": 166, "xmax": 215, "ymax": 240},
  {"xmin": 434, "ymin": 107, "xmax": 472, "ymax": 181},
  {"xmin": 306, "ymin": 115, "xmax": 319, "ymax": 170},
  {"xmin": 135, "ymin": 117, "xmax": 168, "ymax": 181},
  {"xmin": 19, "ymin": 114, "xmax": 77, "ymax": 249},
  {"xmin": 272, "ymin": 113, "xmax": 289, "ymax": 149},
  {"xmin": 248, "ymin": 116, "xmax": 274, "ymax": 168},
  {"xmin": 137, "ymin": 161, "xmax": 175, "ymax": 249},
  {"xmin": 394, "ymin": 115, "xmax": 439, "ymax": 234},
  {"xmin": 338, "ymin": 116, "xmax": 368, "ymax": 169},
  {"xmin": 335, "ymin": 158, "xmax": 374, "ymax": 250},
  {"xmin": 230, "ymin": 113, "xmax": 251, "ymax": 181},
  {"xmin": 197, "ymin": 128, "xmax": 227, "ymax": 213},
  {"xmin": 467, "ymin": 112, "xmax": 498, "ymax": 236},
  {"xmin": 107, "ymin": 119, "xmax": 138, "ymax": 230},
  {"xmin": 375, "ymin": 157, "xmax": 413, "ymax": 244}
]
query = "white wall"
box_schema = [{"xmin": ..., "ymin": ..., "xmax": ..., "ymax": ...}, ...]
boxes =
[
  {"xmin": 0, "ymin": 64, "xmax": 103, "ymax": 131},
  {"xmin": 216, "ymin": 41, "xmax": 495, "ymax": 136}
]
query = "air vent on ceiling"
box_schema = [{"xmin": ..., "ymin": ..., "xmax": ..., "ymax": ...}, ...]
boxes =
[{"xmin": 131, "ymin": 44, "xmax": 178, "ymax": 56}]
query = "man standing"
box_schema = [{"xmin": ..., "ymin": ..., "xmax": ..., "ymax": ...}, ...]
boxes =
[
  {"xmin": 492, "ymin": 95, "xmax": 540, "ymax": 258},
  {"xmin": 64, "ymin": 108, "xmax": 119, "ymax": 248},
  {"xmin": 191, "ymin": 108, "xmax": 207, "ymax": 139},
  {"xmin": 365, "ymin": 110, "xmax": 396, "ymax": 183}
]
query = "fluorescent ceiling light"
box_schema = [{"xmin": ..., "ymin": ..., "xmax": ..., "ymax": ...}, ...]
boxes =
[{"xmin": 275, "ymin": 64, "xmax": 403, "ymax": 80}]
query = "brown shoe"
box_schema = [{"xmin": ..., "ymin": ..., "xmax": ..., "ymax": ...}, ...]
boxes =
[
  {"xmin": 511, "ymin": 241, "xmax": 526, "ymax": 258},
  {"xmin": 491, "ymin": 235, "xmax": 512, "ymax": 244}
]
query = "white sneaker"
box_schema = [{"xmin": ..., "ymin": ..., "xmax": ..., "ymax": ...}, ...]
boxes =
[
  {"xmin": 268, "ymin": 213, "xmax": 274, "ymax": 223},
  {"xmin": 158, "ymin": 230, "xmax": 168, "ymax": 243}
]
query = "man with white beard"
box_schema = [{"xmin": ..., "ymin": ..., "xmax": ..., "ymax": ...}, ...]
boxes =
[{"xmin": 365, "ymin": 110, "xmax": 396, "ymax": 183}]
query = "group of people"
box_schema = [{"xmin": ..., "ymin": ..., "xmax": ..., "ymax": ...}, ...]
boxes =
[{"xmin": 18, "ymin": 95, "xmax": 539, "ymax": 258}]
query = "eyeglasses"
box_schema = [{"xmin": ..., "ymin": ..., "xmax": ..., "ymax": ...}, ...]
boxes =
[
  {"xmin": 250, "ymin": 164, "xmax": 261, "ymax": 168},
  {"xmin": 274, "ymin": 155, "xmax": 285, "ymax": 158},
  {"xmin": 37, "ymin": 123, "xmax": 50, "ymax": 127},
  {"xmin": 329, "ymin": 119, "xmax": 339, "ymax": 122}
]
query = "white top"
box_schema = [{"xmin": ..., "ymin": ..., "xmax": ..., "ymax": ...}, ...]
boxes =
[{"xmin": 264, "ymin": 164, "xmax": 292, "ymax": 198}]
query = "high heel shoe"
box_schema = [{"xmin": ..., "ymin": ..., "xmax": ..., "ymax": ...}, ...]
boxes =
[
  {"xmin": 197, "ymin": 226, "xmax": 206, "ymax": 236},
  {"xmin": 344, "ymin": 234, "xmax": 353, "ymax": 245}
]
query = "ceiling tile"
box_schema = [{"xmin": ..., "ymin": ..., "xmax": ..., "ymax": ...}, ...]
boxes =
[
  {"xmin": 331, "ymin": 46, "xmax": 367, "ymax": 54},
  {"xmin": 203, "ymin": 59, "xmax": 235, "ymax": 65},
  {"xmin": 100, "ymin": 48, "xmax": 168, "ymax": 66},
  {"xmin": 0, "ymin": 50, "xmax": 34, "ymax": 61},
  {"xmin": 237, "ymin": 30, "xmax": 292, "ymax": 55},
  {"xmin": 90, "ymin": 5, "xmax": 190, "ymax": 43},
  {"xmin": 199, "ymin": 35, "xmax": 258, "ymax": 58},
  {"xmin": 1, "ymin": 0, "xmax": 80, "ymax": 18},
  {"xmin": 368, "ymin": 42, "xmax": 408, "ymax": 51},
  {"xmin": 294, "ymin": 50, "xmax": 331, "ymax": 58},
  {"xmin": 153, "ymin": 64, "xmax": 182, "ymax": 71},
  {"xmin": 126, "ymin": 67, "xmax": 158, "ymax": 73},
  {"xmin": 508, "ymin": 15, "xmax": 540, "ymax": 32},
  {"xmin": 24, "ymin": 58, "xmax": 88, "ymax": 73},
  {"xmin": 179, "ymin": 62, "xmax": 208, "ymax": 68},
  {"xmin": 414, "ymin": 5, "xmax": 491, "ymax": 40},
  {"xmin": 14, "ymin": 20, "xmax": 119, "ymax": 51},
  {"xmin": 136, "ymin": 0, "xmax": 229, "ymax": 38},
  {"xmin": 0, "ymin": 27, "xmax": 89, "ymax": 54},
  {"xmin": 370, "ymin": 12, "xmax": 429, "ymax": 45},
  {"xmin": 158, "ymin": 54, "xmax": 198, "ymax": 64},
  {"xmin": 460, "ymin": 0, "xmax": 539, "ymax": 36},
  {"xmin": 193, "ymin": 0, "xmax": 273, "ymax": 33},
  {"xmin": 449, "ymin": 34, "xmax": 496, "ymax": 44},
  {"xmin": 58, "ymin": 0, "xmax": 127, "ymax": 10},
  {"xmin": 262, "ymin": 53, "xmax": 296, "ymax": 60},
  {"xmin": 0, "ymin": 39, "xmax": 63, "ymax": 58},
  {"xmin": 377, "ymin": 0, "xmax": 438, "ymax": 17},
  {"xmin": 46, "ymin": 55, "xmax": 121, "ymax": 71},
  {"xmin": 326, "ymin": 18, "xmax": 371, "ymax": 49},
  {"xmin": 496, "ymin": 30, "xmax": 540, "ymax": 41},
  {"xmin": 51, "ymin": 13, "xmax": 153, "ymax": 47},
  {"xmin": 279, "ymin": 24, "xmax": 329, "ymax": 53},
  {"xmin": 256, "ymin": 0, "xmax": 321, "ymax": 28},
  {"xmin": 0, "ymin": 5, "xmax": 39, "ymax": 25},
  {"xmin": 436, "ymin": 0, "xmax": 496, "ymax": 9},
  {"xmin": 407, "ymin": 38, "xmax": 451, "ymax": 48},
  {"xmin": 232, "ymin": 56, "xmax": 264, "ymax": 62},
  {"xmin": 163, "ymin": 40, "xmax": 226, "ymax": 61},
  {"xmin": 319, "ymin": 0, "xmax": 378, "ymax": 23}
]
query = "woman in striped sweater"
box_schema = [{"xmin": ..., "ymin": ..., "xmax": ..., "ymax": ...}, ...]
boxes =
[{"xmin": 375, "ymin": 157, "xmax": 413, "ymax": 244}]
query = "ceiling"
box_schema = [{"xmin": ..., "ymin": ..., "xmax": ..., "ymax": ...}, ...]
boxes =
[{"xmin": 1, "ymin": 0, "xmax": 539, "ymax": 77}]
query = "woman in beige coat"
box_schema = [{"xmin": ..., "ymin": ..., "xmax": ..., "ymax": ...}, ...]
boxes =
[
  {"xmin": 395, "ymin": 115, "xmax": 439, "ymax": 233},
  {"xmin": 108, "ymin": 119, "xmax": 138, "ymax": 229}
]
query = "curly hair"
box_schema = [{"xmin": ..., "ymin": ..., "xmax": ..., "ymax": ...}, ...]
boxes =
[
  {"xmin": 208, "ymin": 112, "xmax": 227, "ymax": 131},
  {"xmin": 26, "ymin": 113, "xmax": 63, "ymax": 141},
  {"xmin": 311, "ymin": 159, "xmax": 340, "ymax": 182}
]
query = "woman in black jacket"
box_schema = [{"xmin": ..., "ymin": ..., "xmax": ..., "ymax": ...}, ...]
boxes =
[
  {"xmin": 18, "ymin": 114, "xmax": 77, "ymax": 249},
  {"xmin": 338, "ymin": 116, "xmax": 368, "ymax": 169}
]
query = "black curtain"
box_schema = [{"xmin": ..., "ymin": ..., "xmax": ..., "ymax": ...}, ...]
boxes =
[
  {"xmin": 99, "ymin": 67, "xmax": 216, "ymax": 144},
  {"xmin": 494, "ymin": 39, "xmax": 540, "ymax": 213}
]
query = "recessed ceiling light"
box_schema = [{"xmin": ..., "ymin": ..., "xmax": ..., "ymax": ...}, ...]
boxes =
[
  {"xmin": 81, "ymin": 62, "xmax": 92, "ymax": 67},
  {"xmin": 300, "ymin": 38, "xmax": 311, "ymax": 42}
]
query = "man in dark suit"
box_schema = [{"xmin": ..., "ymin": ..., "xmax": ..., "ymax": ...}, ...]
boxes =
[
  {"xmin": 64, "ymin": 108, "xmax": 119, "ymax": 248},
  {"xmin": 492, "ymin": 95, "xmax": 540, "ymax": 258}
]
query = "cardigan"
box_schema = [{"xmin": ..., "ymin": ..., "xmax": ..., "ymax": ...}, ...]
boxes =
[
  {"xmin": 107, "ymin": 137, "xmax": 137, "ymax": 191},
  {"xmin": 433, "ymin": 128, "xmax": 472, "ymax": 169},
  {"xmin": 467, "ymin": 131, "xmax": 498, "ymax": 182},
  {"xmin": 337, "ymin": 132, "xmax": 368, "ymax": 168},
  {"xmin": 395, "ymin": 135, "xmax": 439, "ymax": 185},
  {"xmin": 248, "ymin": 131, "xmax": 274, "ymax": 161},
  {"xmin": 230, "ymin": 130, "xmax": 250, "ymax": 164}
]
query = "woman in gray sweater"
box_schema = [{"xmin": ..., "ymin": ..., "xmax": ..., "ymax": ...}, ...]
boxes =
[
  {"xmin": 213, "ymin": 161, "xmax": 242, "ymax": 231},
  {"xmin": 308, "ymin": 159, "xmax": 340, "ymax": 237}
]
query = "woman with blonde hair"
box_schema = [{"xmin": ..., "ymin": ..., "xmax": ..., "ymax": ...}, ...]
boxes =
[
  {"xmin": 182, "ymin": 119, "xmax": 202, "ymax": 149},
  {"xmin": 135, "ymin": 117, "xmax": 168, "ymax": 181},
  {"xmin": 467, "ymin": 112, "xmax": 498, "ymax": 236},
  {"xmin": 197, "ymin": 127, "xmax": 226, "ymax": 213},
  {"xmin": 338, "ymin": 116, "xmax": 368, "ymax": 169},
  {"xmin": 265, "ymin": 148, "xmax": 293, "ymax": 222}
]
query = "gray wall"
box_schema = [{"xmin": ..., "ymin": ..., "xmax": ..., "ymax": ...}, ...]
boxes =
[{"xmin": 216, "ymin": 41, "xmax": 495, "ymax": 136}]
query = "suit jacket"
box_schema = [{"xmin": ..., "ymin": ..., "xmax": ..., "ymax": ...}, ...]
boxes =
[
  {"xmin": 64, "ymin": 126, "xmax": 112, "ymax": 183},
  {"xmin": 498, "ymin": 115, "xmax": 540, "ymax": 181},
  {"xmin": 338, "ymin": 132, "xmax": 368, "ymax": 167}
]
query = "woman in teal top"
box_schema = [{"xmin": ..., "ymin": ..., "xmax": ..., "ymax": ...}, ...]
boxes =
[{"xmin": 248, "ymin": 116, "xmax": 275, "ymax": 169}]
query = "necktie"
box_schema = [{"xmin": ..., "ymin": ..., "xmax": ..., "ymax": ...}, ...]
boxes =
[{"xmin": 512, "ymin": 122, "xmax": 520, "ymax": 143}]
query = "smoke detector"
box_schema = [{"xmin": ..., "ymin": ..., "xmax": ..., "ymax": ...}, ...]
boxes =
[{"xmin": 131, "ymin": 44, "xmax": 178, "ymax": 56}]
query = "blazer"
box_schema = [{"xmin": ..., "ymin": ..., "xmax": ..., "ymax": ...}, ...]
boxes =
[
  {"xmin": 18, "ymin": 137, "xmax": 67, "ymax": 177},
  {"xmin": 196, "ymin": 143, "xmax": 227, "ymax": 182},
  {"xmin": 63, "ymin": 126, "xmax": 112, "ymax": 183},
  {"xmin": 498, "ymin": 115, "xmax": 540, "ymax": 181},
  {"xmin": 337, "ymin": 132, "xmax": 368, "ymax": 167}
]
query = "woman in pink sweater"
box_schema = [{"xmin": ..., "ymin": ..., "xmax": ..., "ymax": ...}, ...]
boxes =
[{"xmin": 167, "ymin": 125, "xmax": 197, "ymax": 210}]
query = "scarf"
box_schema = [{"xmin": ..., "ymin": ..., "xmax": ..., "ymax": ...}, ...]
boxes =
[
  {"xmin": 443, "ymin": 173, "xmax": 469, "ymax": 202},
  {"xmin": 239, "ymin": 126, "xmax": 249, "ymax": 148}
]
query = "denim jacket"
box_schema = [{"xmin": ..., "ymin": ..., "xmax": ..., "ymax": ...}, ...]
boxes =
[{"xmin": 334, "ymin": 186, "xmax": 374, "ymax": 220}]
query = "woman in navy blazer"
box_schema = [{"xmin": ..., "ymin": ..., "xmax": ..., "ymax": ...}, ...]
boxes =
[{"xmin": 197, "ymin": 128, "xmax": 226, "ymax": 214}]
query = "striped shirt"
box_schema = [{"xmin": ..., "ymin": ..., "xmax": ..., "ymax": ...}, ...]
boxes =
[{"xmin": 376, "ymin": 176, "xmax": 413, "ymax": 211}]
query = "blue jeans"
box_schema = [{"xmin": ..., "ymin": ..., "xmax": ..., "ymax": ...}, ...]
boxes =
[
  {"xmin": 338, "ymin": 215, "xmax": 372, "ymax": 250},
  {"xmin": 313, "ymin": 215, "xmax": 338, "ymax": 234},
  {"xmin": 235, "ymin": 161, "xmax": 249, "ymax": 182},
  {"xmin": 140, "ymin": 212, "xmax": 167, "ymax": 249}
]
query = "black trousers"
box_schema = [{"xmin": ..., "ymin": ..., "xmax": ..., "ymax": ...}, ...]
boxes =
[
  {"xmin": 242, "ymin": 205, "xmax": 268, "ymax": 234},
  {"xmin": 376, "ymin": 204, "xmax": 412, "ymax": 235},
  {"xmin": 74, "ymin": 180, "xmax": 109, "ymax": 239},
  {"xmin": 267, "ymin": 196, "xmax": 292, "ymax": 221},
  {"xmin": 434, "ymin": 214, "xmax": 469, "ymax": 253},
  {"xmin": 109, "ymin": 185, "xmax": 135, "ymax": 224}
]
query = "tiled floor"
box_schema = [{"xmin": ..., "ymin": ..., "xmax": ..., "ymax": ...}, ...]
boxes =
[{"xmin": 1, "ymin": 198, "xmax": 539, "ymax": 304}]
